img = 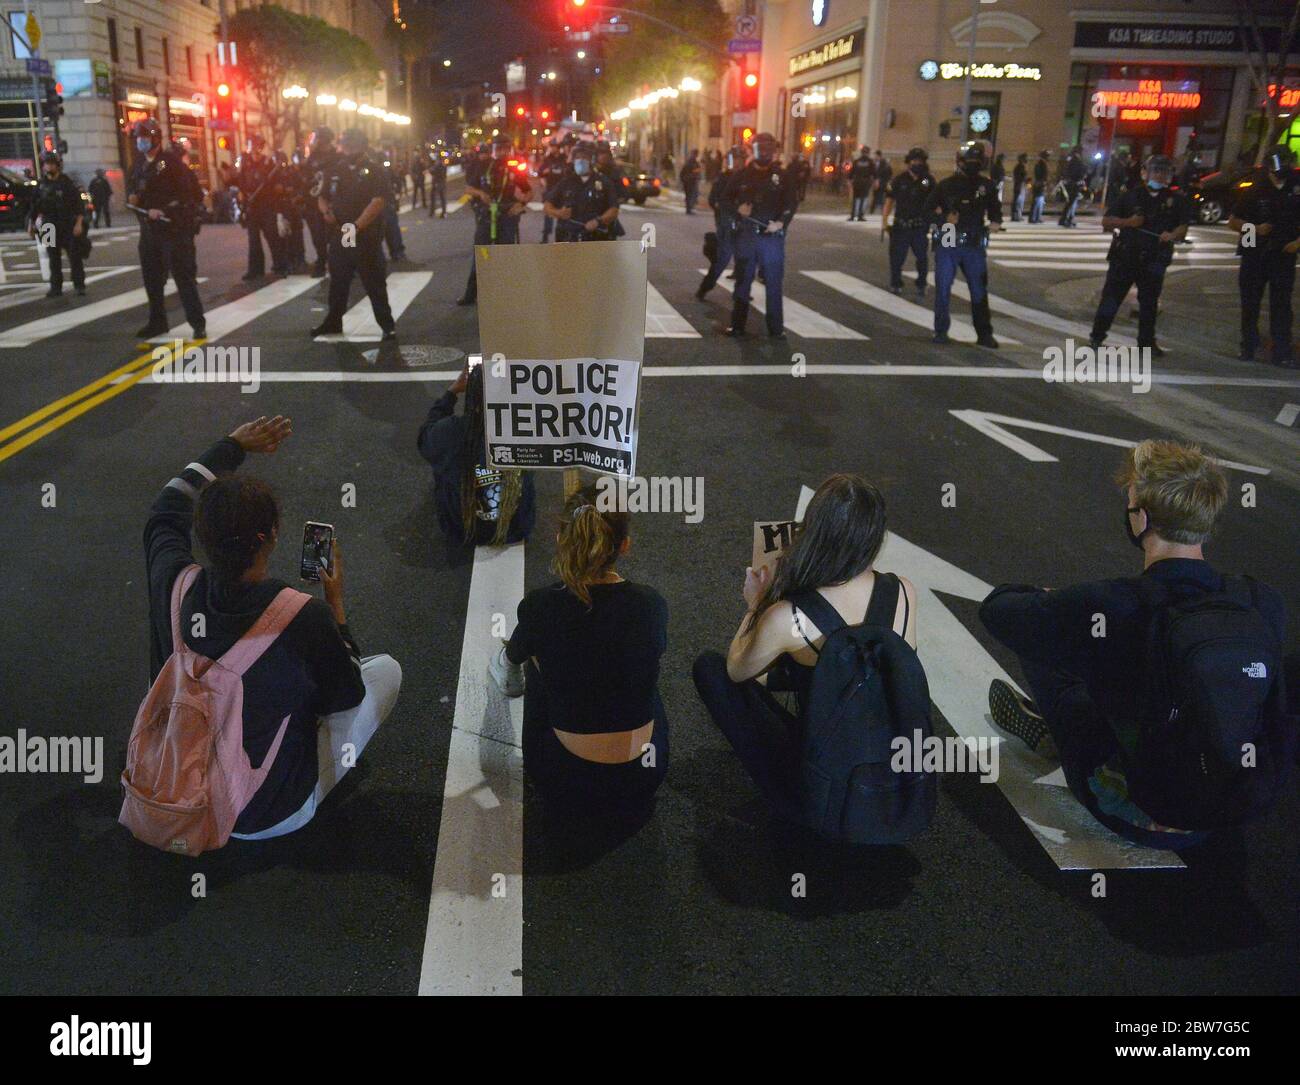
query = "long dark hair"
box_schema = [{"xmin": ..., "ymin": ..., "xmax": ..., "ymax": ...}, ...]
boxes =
[
  {"xmin": 460, "ymin": 364, "xmax": 523, "ymax": 545},
  {"xmin": 744, "ymin": 473, "xmax": 887, "ymax": 635},
  {"xmin": 194, "ymin": 476, "xmax": 280, "ymax": 582}
]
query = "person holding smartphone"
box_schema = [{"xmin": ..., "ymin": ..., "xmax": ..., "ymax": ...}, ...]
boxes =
[{"xmin": 143, "ymin": 416, "xmax": 402, "ymax": 840}]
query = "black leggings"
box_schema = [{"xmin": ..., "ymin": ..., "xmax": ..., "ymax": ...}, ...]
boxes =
[
  {"xmin": 522, "ymin": 662, "xmax": 668, "ymax": 814},
  {"xmin": 692, "ymin": 651, "xmax": 803, "ymax": 823}
]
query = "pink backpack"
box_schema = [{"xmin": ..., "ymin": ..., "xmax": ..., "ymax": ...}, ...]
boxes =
[{"xmin": 119, "ymin": 564, "xmax": 312, "ymax": 856}]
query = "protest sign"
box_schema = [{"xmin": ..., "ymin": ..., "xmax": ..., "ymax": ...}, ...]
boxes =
[
  {"xmin": 752, "ymin": 520, "xmax": 798, "ymax": 572},
  {"xmin": 476, "ymin": 241, "xmax": 647, "ymax": 477}
]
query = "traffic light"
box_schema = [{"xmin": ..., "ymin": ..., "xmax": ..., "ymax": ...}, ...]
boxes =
[
  {"xmin": 739, "ymin": 68, "xmax": 759, "ymax": 111},
  {"xmin": 44, "ymin": 80, "xmax": 64, "ymax": 120},
  {"xmin": 563, "ymin": 0, "xmax": 594, "ymax": 32},
  {"xmin": 213, "ymin": 81, "xmax": 234, "ymax": 129}
]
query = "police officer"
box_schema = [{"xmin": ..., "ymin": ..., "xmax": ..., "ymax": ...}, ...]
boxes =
[
  {"xmin": 1029, "ymin": 149, "xmax": 1050, "ymax": 223},
  {"xmin": 1228, "ymin": 147, "xmax": 1300, "ymax": 367},
  {"xmin": 458, "ymin": 135, "xmax": 531, "ymax": 305},
  {"xmin": 1058, "ymin": 145, "xmax": 1086, "ymax": 227},
  {"xmin": 1088, "ymin": 155, "xmax": 1190, "ymax": 356},
  {"xmin": 311, "ymin": 128, "xmax": 395, "ymax": 341},
  {"xmin": 720, "ymin": 132, "xmax": 797, "ymax": 338},
  {"xmin": 127, "ymin": 118, "xmax": 205, "ymax": 338},
  {"xmin": 881, "ymin": 146, "xmax": 935, "ymax": 299},
  {"xmin": 277, "ymin": 150, "xmax": 307, "ymax": 272},
  {"xmin": 696, "ymin": 144, "xmax": 745, "ymax": 299},
  {"xmin": 848, "ymin": 147, "xmax": 875, "ymax": 221},
  {"xmin": 29, "ymin": 152, "xmax": 87, "ymax": 298},
  {"xmin": 543, "ymin": 142, "xmax": 619, "ymax": 243},
  {"xmin": 378, "ymin": 149, "xmax": 407, "ymax": 261},
  {"xmin": 593, "ymin": 140, "xmax": 628, "ymax": 238},
  {"xmin": 1011, "ymin": 152, "xmax": 1028, "ymax": 221},
  {"xmin": 928, "ymin": 140, "xmax": 1001, "ymax": 347},
  {"xmin": 235, "ymin": 134, "xmax": 286, "ymax": 279},
  {"xmin": 304, "ymin": 125, "xmax": 337, "ymax": 277},
  {"xmin": 410, "ymin": 147, "xmax": 427, "ymax": 210},
  {"xmin": 537, "ymin": 140, "xmax": 568, "ymax": 241}
]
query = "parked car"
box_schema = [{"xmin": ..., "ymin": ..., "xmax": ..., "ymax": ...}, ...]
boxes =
[
  {"xmin": 0, "ymin": 166, "xmax": 37, "ymax": 230},
  {"xmin": 616, "ymin": 160, "xmax": 661, "ymax": 205},
  {"xmin": 1189, "ymin": 163, "xmax": 1262, "ymax": 225}
]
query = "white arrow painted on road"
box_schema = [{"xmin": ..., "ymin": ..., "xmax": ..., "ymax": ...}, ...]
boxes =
[{"xmin": 950, "ymin": 409, "xmax": 1271, "ymax": 476}]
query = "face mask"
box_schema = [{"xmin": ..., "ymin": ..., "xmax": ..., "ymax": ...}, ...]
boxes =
[
  {"xmin": 754, "ymin": 148, "xmax": 773, "ymax": 164},
  {"xmin": 1124, "ymin": 507, "xmax": 1149, "ymax": 549},
  {"xmin": 136, "ymin": 137, "xmax": 152, "ymax": 153},
  {"xmin": 1147, "ymin": 179, "xmax": 1166, "ymax": 191},
  {"xmin": 961, "ymin": 161, "xmax": 981, "ymax": 176},
  {"xmin": 573, "ymin": 158, "xmax": 590, "ymax": 176},
  {"xmin": 909, "ymin": 162, "xmax": 925, "ymax": 175}
]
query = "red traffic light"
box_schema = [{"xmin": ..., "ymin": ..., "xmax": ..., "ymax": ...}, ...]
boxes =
[
  {"xmin": 217, "ymin": 82, "xmax": 231, "ymax": 97},
  {"xmin": 515, "ymin": 105, "xmax": 525, "ymax": 117},
  {"xmin": 540, "ymin": 109, "xmax": 550, "ymax": 120},
  {"xmin": 744, "ymin": 73, "xmax": 758, "ymax": 88}
]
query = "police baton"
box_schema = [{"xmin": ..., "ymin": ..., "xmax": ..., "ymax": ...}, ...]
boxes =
[{"xmin": 127, "ymin": 204, "xmax": 171, "ymax": 224}]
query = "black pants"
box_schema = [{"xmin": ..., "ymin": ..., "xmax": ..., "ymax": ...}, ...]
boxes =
[
  {"xmin": 93, "ymin": 204, "xmax": 110, "ymax": 228},
  {"xmin": 245, "ymin": 208, "xmax": 286, "ymax": 276},
  {"xmin": 305, "ymin": 210, "xmax": 332, "ymax": 271},
  {"xmin": 411, "ymin": 175, "xmax": 426, "ymax": 208},
  {"xmin": 284, "ymin": 207, "xmax": 305, "ymax": 267},
  {"xmin": 139, "ymin": 223, "xmax": 204, "ymax": 328},
  {"xmin": 45, "ymin": 237, "xmax": 85, "ymax": 293},
  {"xmin": 850, "ymin": 192, "xmax": 869, "ymax": 219},
  {"xmin": 522, "ymin": 662, "xmax": 668, "ymax": 813},
  {"xmin": 888, "ymin": 226, "xmax": 928, "ymax": 289},
  {"xmin": 325, "ymin": 233, "xmax": 393, "ymax": 331},
  {"xmin": 692, "ymin": 651, "xmax": 803, "ymax": 822},
  {"xmin": 462, "ymin": 211, "xmax": 520, "ymax": 302},
  {"xmin": 1091, "ymin": 255, "xmax": 1167, "ymax": 346},
  {"xmin": 1015, "ymin": 656, "xmax": 1206, "ymax": 850},
  {"xmin": 1239, "ymin": 249, "xmax": 1297, "ymax": 360},
  {"xmin": 430, "ymin": 180, "xmax": 447, "ymax": 217}
]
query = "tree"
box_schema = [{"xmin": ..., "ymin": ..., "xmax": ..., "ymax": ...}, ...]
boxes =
[
  {"xmin": 385, "ymin": 1, "xmax": 442, "ymax": 128},
  {"xmin": 228, "ymin": 3, "xmax": 381, "ymax": 150},
  {"xmin": 1235, "ymin": 0, "xmax": 1300, "ymax": 163}
]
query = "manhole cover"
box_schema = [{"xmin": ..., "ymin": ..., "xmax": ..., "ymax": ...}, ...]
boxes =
[{"xmin": 360, "ymin": 344, "xmax": 464, "ymax": 368}]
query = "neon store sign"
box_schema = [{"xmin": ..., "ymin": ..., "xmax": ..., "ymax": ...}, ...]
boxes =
[{"xmin": 1093, "ymin": 79, "xmax": 1201, "ymax": 122}]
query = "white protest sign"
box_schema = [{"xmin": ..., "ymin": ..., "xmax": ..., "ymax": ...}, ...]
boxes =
[
  {"xmin": 484, "ymin": 357, "xmax": 640, "ymax": 475},
  {"xmin": 476, "ymin": 240, "xmax": 647, "ymax": 480},
  {"xmin": 752, "ymin": 520, "xmax": 797, "ymax": 571}
]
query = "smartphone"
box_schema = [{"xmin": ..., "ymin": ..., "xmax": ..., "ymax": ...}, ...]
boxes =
[
  {"xmin": 300, "ymin": 521, "xmax": 334, "ymax": 582},
  {"xmin": 467, "ymin": 353, "xmax": 483, "ymax": 371}
]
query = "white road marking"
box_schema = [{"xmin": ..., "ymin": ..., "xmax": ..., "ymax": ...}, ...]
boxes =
[
  {"xmin": 0, "ymin": 280, "xmax": 180, "ymax": 347},
  {"xmin": 710, "ymin": 270, "xmax": 867, "ymax": 339},
  {"xmin": 149, "ymin": 276, "xmax": 317, "ymax": 343},
  {"xmin": 950, "ymin": 281, "xmax": 1136, "ymax": 347},
  {"xmin": 0, "ymin": 268, "xmax": 134, "ymax": 312},
  {"xmin": 419, "ymin": 542, "xmax": 524, "ymax": 996},
  {"xmin": 1276, "ymin": 402, "xmax": 1300, "ymax": 426},
  {"xmin": 645, "ymin": 283, "xmax": 700, "ymax": 338},
  {"xmin": 314, "ymin": 271, "xmax": 432, "ymax": 342},
  {"xmin": 802, "ymin": 269, "xmax": 1019, "ymax": 345},
  {"xmin": 950, "ymin": 409, "xmax": 1271, "ymax": 474}
]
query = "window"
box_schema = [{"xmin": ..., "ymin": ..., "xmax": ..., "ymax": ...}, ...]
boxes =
[
  {"xmin": 134, "ymin": 26, "xmax": 144, "ymax": 70},
  {"xmin": 7, "ymin": 12, "xmax": 32, "ymax": 59},
  {"xmin": 186, "ymin": 45, "xmax": 194, "ymax": 82},
  {"xmin": 162, "ymin": 37, "xmax": 170, "ymax": 75},
  {"xmin": 107, "ymin": 18, "xmax": 119, "ymax": 63}
]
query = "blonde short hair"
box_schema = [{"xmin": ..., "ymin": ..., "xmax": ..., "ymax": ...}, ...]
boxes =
[{"xmin": 1115, "ymin": 439, "xmax": 1228, "ymax": 545}]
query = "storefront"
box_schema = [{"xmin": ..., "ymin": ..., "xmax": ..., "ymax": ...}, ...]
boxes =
[
  {"xmin": 167, "ymin": 94, "xmax": 208, "ymax": 178},
  {"xmin": 115, "ymin": 84, "xmax": 158, "ymax": 174},
  {"xmin": 779, "ymin": 21, "xmax": 866, "ymax": 183}
]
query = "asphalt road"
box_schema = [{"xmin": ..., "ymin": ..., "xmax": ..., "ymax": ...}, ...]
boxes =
[{"xmin": 0, "ymin": 178, "xmax": 1296, "ymax": 996}]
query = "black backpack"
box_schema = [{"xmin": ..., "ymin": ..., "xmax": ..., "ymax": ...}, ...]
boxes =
[
  {"xmin": 1127, "ymin": 576, "xmax": 1291, "ymax": 830},
  {"xmin": 702, "ymin": 230, "xmax": 718, "ymax": 262},
  {"xmin": 789, "ymin": 574, "xmax": 936, "ymax": 844}
]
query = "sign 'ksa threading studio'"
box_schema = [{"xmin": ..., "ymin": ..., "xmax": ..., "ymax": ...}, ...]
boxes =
[{"xmin": 475, "ymin": 240, "xmax": 646, "ymax": 478}]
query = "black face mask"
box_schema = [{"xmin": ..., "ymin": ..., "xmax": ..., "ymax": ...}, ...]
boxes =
[
  {"xmin": 909, "ymin": 162, "xmax": 925, "ymax": 176},
  {"xmin": 1124, "ymin": 507, "xmax": 1149, "ymax": 549}
]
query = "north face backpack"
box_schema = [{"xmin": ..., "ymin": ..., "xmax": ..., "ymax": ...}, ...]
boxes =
[
  {"xmin": 1126, "ymin": 575, "xmax": 1291, "ymax": 831},
  {"xmin": 789, "ymin": 573, "xmax": 936, "ymax": 844},
  {"xmin": 119, "ymin": 564, "xmax": 311, "ymax": 856}
]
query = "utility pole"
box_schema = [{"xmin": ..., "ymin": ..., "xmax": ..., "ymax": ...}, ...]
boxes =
[
  {"xmin": 20, "ymin": 0, "xmax": 47, "ymax": 160},
  {"xmin": 960, "ymin": 0, "xmax": 982, "ymax": 143}
]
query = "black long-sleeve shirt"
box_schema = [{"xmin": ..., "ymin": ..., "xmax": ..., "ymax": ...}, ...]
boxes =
[
  {"xmin": 927, "ymin": 170, "xmax": 1001, "ymax": 243},
  {"xmin": 416, "ymin": 390, "xmax": 536, "ymax": 546},
  {"xmin": 723, "ymin": 162, "xmax": 798, "ymax": 230},
  {"xmin": 143, "ymin": 437, "xmax": 365, "ymax": 833}
]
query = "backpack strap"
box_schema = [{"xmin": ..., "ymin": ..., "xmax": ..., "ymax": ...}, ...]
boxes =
[
  {"xmin": 788, "ymin": 590, "xmax": 846, "ymax": 656},
  {"xmin": 169, "ymin": 564, "xmax": 203, "ymax": 655},
  {"xmin": 865, "ymin": 571, "xmax": 903, "ymax": 632},
  {"xmin": 218, "ymin": 587, "xmax": 313, "ymax": 677}
]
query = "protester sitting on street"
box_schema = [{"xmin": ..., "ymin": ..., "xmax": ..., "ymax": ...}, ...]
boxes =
[
  {"xmin": 141, "ymin": 416, "xmax": 403, "ymax": 841},
  {"xmin": 693, "ymin": 474, "xmax": 919, "ymax": 824},
  {"xmin": 980, "ymin": 440, "xmax": 1291, "ymax": 850},
  {"xmin": 417, "ymin": 361, "xmax": 535, "ymax": 547},
  {"xmin": 491, "ymin": 487, "xmax": 669, "ymax": 815}
]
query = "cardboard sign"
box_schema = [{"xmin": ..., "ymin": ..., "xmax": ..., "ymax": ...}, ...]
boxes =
[
  {"xmin": 752, "ymin": 519, "xmax": 798, "ymax": 571},
  {"xmin": 475, "ymin": 240, "xmax": 647, "ymax": 478},
  {"xmin": 483, "ymin": 357, "xmax": 640, "ymax": 475}
]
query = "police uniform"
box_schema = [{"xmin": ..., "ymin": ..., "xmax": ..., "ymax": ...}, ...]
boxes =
[
  {"xmin": 1232, "ymin": 170, "xmax": 1300, "ymax": 364},
  {"xmin": 461, "ymin": 156, "xmax": 529, "ymax": 302},
  {"xmin": 378, "ymin": 157, "xmax": 406, "ymax": 260},
  {"xmin": 927, "ymin": 170, "xmax": 1001, "ymax": 342},
  {"xmin": 304, "ymin": 144, "xmax": 338, "ymax": 275},
  {"xmin": 544, "ymin": 166, "xmax": 618, "ymax": 242},
  {"xmin": 1059, "ymin": 152, "xmax": 1086, "ymax": 227},
  {"xmin": 885, "ymin": 166, "xmax": 935, "ymax": 294},
  {"xmin": 697, "ymin": 162, "xmax": 739, "ymax": 296},
  {"xmin": 318, "ymin": 153, "xmax": 394, "ymax": 336},
  {"xmin": 235, "ymin": 151, "xmax": 287, "ymax": 276},
  {"xmin": 1089, "ymin": 183, "xmax": 1192, "ymax": 349},
  {"xmin": 31, "ymin": 170, "xmax": 87, "ymax": 295},
  {"xmin": 722, "ymin": 159, "xmax": 799, "ymax": 336},
  {"xmin": 429, "ymin": 156, "xmax": 448, "ymax": 218},
  {"xmin": 129, "ymin": 148, "xmax": 206, "ymax": 334},
  {"xmin": 595, "ymin": 155, "xmax": 627, "ymax": 238}
]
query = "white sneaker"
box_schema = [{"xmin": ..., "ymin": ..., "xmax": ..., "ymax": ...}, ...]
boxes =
[{"xmin": 488, "ymin": 644, "xmax": 525, "ymax": 697}]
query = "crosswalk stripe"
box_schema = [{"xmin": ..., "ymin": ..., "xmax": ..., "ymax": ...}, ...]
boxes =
[
  {"xmin": 646, "ymin": 283, "xmax": 700, "ymax": 338},
  {"xmin": 949, "ymin": 281, "xmax": 1136, "ymax": 348},
  {"xmin": 993, "ymin": 258, "xmax": 1234, "ymax": 272},
  {"xmin": 802, "ymin": 269, "xmax": 1020, "ymax": 345},
  {"xmin": 0, "ymin": 281, "xmax": 180, "ymax": 348},
  {"xmin": 707, "ymin": 270, "xmax": 868, "ymax": 339},
  {"xmin": 314, "ymin": 271, "xmax": 432, "ymax": 342},
  {"xmin": 0, "ymin": 268, "xmax": 134, "ymax": 314},
  {"xmin": 150, "ymin": 275, "xmax": 317, "ymax": 343}
]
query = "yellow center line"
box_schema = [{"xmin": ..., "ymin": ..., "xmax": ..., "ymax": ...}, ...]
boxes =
[{"xmin": 0, "ymin": 338, "xmax": 202, "ymax": 462}]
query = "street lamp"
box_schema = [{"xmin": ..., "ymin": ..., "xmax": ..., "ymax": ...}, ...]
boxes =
[{"xmin": 442, "ymin": 59, "xmax": 451, "ymax": 68}]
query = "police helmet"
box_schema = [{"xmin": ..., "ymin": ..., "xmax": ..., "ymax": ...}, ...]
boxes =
[
  {"xmin": 310, "ymin": 125, "xmax": 335, "ymax": 149},
  {"xmin": 958, "ymin": 140, "xmax": 988, "ymax": 173},
  {"xmin": 40, "ymin": 151, "xmax": 62, "ymax": 167},
  {"xmin": 905, "ymin": 146, "xmax": 928, "ymax": 164},
  {"xmin": 1143, "ymin": 154, "xmax": 1174, "ymax": 181},
  {"xmin": 570, "ymin": 141, "xmax": 595, "ymax": 159},
  {"xmin": 132, "ymin": 118, "xmax": 162, "ymax": 144}
]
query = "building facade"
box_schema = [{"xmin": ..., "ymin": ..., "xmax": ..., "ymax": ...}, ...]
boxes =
[{"xmin": 756, "ymin": 0, "xmax": 1298, "ymax": 182}]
